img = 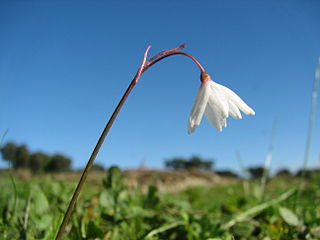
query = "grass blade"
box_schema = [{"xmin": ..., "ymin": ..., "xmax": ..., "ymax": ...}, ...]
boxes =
[
  {"xmin": 259, "ymin": 116, "xmax": 278, "ymax": 200},
  {"xmin": 296, "ymin": 58, "xmax": 320, "ymax": 209},
  {"xmin": 145, "ymin": 221, "xmax": 184, "ymax": 238},
  {"xmin": 222, "ymin": 188, "xmax": 296, "ymax": 229}
]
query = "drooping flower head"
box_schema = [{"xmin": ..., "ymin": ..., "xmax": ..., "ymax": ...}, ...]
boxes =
[{"xmin": 188, "ymin": 72, "xmax": 255, "ymax": 133}]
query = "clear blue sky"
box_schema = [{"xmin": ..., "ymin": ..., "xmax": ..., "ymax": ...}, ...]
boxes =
[{"xmin": 1, "ymin": 0, "xmax": 320, "ymax": 173}]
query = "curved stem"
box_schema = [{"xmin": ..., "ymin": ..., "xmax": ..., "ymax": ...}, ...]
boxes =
[
  {"xmin": 148, "ymin": 43, "xmax": 187, "ymax": 63},
  {"xmin": 55, "ymin": 44, "xmax": 206, "ymax": 240},
  {"xmin": 146, "ymin": 51, "xmax": 206, "ymax": 73}
]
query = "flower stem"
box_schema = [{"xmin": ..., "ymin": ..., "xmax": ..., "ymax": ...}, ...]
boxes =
[
  {"xmin": 146, "ymin": 51, "xmax": 206, "ymax": 73},
  {"xmin": 55, "ymin": 46, "xmax": 150, "ymax": 240},
  {"xmin": 55, "ymin": 44, "xmax": 206, "ymax": 239},
  {"xmin": 147, "ymin": 43, "xmax": 186, "ymax": 63}
]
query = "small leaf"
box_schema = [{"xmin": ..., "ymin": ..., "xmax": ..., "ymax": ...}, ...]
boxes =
[
  {"xmin": 231, "ymin": 221, "xmax": 255, "ymax": 237},
  {"xmin": 103, "ymin": 166, "xmax": 124, "ymax": 192},
  {"xmin": 99, "ymin": 190, "xmax": 115, "ymax": 208},
  {"xmin": 35, "ymin": 214, "xmax": 53, "ymax": 230},
  {"xmin": 32, "ymin": 186, "xmax": 49, "ymax": 215},
  {"xmin": 47, "ymin": 181, "xmax": 62, "ymax": 196},
  {"xmin": 145, "ymin": 185, "xmax": 159, "ymax": 208},
  {"xmin": 279, "ymin": 207, "xmax": 300, "ymax": 226}
]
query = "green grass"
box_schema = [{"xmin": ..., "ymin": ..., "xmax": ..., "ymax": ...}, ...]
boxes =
[{"xmin": 0, "ymin": 171, "xmax": 320, "ymax": 240}]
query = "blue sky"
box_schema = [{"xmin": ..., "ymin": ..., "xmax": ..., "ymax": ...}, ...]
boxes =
[{"xmin": 1, "ymin": 0, "xmax": 320, "ymax": 174}]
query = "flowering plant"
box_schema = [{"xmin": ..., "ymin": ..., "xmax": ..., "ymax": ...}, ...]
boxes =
[{"xmin": 56, "ymin": 44, "xmax": 255, "ymax": 239}]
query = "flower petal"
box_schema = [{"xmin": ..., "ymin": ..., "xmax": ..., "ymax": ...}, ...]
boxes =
[
  {"xmin": 203, "ymin": 81, "xmax": 230, "ymax": 131},
  {"xmin": 208, "ymin": 81, "xmax": 229, "ymax": 118},
  {"xmin": 204, "ymin": 104, "xmax": 227, "ymax": 131},
  {"xmin": 218, "ymin": 84, "xmax": 255, "ymax": 115},
  {"xmin": 228, "ymin": 101, "xmax": 242, "ymax": 119},
  {"xmin": 188, "ymin": 82, "xmax": 210, "ymax": 134}
]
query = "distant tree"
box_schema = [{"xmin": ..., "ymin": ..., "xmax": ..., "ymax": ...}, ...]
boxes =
[
  {"xmin": 275, "ymin": 168, "xmax": 292, "ymax": 177},
  {"xmin": 165, "ymin": 156, "xmax": 214, "ymax": 171},
  {"xmin": 247, "ymin": 167, "xmax": 264, "ymax": 179},
  {"xmin": 215, "ymin": 170, "xmax": 239, "ymax": 178},
  {"xmin": 1, "ymin": 141, "xmax": 73, "ymax": 173},
  {"xmin": 1, "ymin": 142, "xmax": 30, "ymax": 169},
  {"xmin": 186, "ymin": 156, "xmax": 202, "ymax": 169},
  {"xmin": 1, "ymin": 142, "xmax": 17, "ymax": 165},
  {"xmin": 186, "ymin": 156, "xmax": 214, "ymax": 170},
  {"xmin": 45, "ymin": 154, "xmax": 71, "ymax": 172},
  {"xmin": 165, "ymin": 158, "xmax": 186, "ymax": 170},
  {"xmin": 296, "ymin": 168, "xmax": 320, "ymax": 179},
  {"xmin": 15, "ymin": 145, "xmax": 30, "ymax": 169},
  {"xmin": 29, "ymin": 152, "xmax": 50, "ymax": 173}
]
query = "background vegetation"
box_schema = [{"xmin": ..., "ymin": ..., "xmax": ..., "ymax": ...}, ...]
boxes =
[
  {"xmin": 1, "ymin": 142, "xmax": 72, "ymax": 173},
  {"xmin": 1, "ymin": 164, "xmax": 320, "ymax": 240},
  {"xmin": 1, "ymin": 142, "xmax": 320, "ymax": 239}
]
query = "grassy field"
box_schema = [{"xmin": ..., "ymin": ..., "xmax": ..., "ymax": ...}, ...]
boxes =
[{"xmin": 0, "ymin": 169, "xmax": 320, "ymax": 240}]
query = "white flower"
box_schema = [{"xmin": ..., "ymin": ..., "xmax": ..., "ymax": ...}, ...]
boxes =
[{"xmin": 188, "ymin": 72, "xmax": 255, "ymax": 134}]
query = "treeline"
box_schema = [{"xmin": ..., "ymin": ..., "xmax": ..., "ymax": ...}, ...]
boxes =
[
  {"xmin": 165, "ymin": 158, "xmax": 320, "ymax": 180},
  {"xmin": 244, "ymin": 166, "xmax": 320, "ymax": 179},
  {"xmin": 164, "ymin": 156, "xmax": 240, "ymax": 178},
  {"xmin": 165, "ymin": 156, "xmax": 214, "ymax": 171},
  {"xmin": 2, "ymin": 141, "xmax": 318, "ymax": 179},
  {"xmin": 1, "ymin": 142, "xmax": 71, "ymax": 173}
]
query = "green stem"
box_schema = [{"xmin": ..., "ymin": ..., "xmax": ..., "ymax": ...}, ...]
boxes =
[
  {"xmin": 259, "ymin": 116, "xmax": 278, "ymax": 201},
  {"xmin": 9, "ymin": 173, "xmax": 17, "ymax": 221},
  {"xmin": 296, "ymin": 58, "xmax": 320, "ymax": 209}
]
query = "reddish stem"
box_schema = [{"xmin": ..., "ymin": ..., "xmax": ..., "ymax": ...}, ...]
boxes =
[
  {"xmin": 146, "ymin": 51, "xmax": 206, "ymax": 73},
  {"xmin": 55, "ymin": 44, "xmax": 206, "ymax": 240},
  {"xmin": 134, "ymin": 45, "xmax": 151, "ymax": 83},
  {"xmin": 147, "ymin": 43, "xmax": 187, "ymax": 63}
]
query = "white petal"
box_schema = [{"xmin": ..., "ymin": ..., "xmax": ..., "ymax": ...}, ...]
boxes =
[
  {"xmin": 204, "ymin": 103, "xmax": 227, "ymax": 131},
  {"xmin": 203, "ymin": 81, "xmax": 230, "ymax": 131},
  {"xmin": 207, "ymin": 81, "xmax": 229, "ymax": 118},
  {"xmin": 188, "ymin": 82, "xmax": 210, "ymax": 134},
  {"xmin": 217, "ymin": 84, "xmax": 255, "ymax": 115},
  {"xmin": 228, "ymin": 101, "xmax": 242, "ymax": 119}
]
